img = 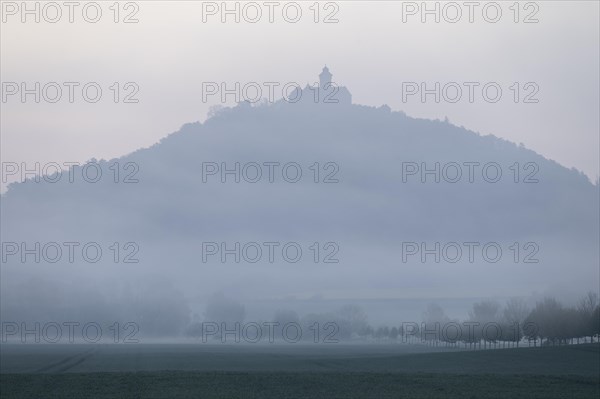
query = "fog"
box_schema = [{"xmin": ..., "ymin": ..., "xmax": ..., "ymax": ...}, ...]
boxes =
[{"xmin": 1, "ymin": 94, "xmax": 598, "ymax": 340}]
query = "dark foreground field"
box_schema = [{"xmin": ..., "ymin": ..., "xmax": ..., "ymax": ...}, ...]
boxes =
[{"xmin": 1, "ymin": 343, "xmax": 598, "ymax": 398}]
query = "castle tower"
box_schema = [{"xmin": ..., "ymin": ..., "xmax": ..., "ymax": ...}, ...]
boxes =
[{"xmin": 319, "ymin": 66, "xmax": 333, "ymax": 90}]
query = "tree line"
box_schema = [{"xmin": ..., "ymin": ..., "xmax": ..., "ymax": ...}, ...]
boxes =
[{"xmin": 186, "ymin": 292, "xmax": 600, "ymax": 347}]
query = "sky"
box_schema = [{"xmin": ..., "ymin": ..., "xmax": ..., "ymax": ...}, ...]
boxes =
[{"xmin": 1, "ymin": 0, "xmax": 599, "ymax": 192}]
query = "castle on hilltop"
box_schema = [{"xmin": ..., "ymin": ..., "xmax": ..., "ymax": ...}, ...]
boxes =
[{"xmin": 292, "ymin": 66, "xmax": 352, "ymax": 105}]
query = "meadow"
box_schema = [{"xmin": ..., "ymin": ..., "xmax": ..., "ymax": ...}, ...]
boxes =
[{"xmin": 1, "ymin": 343, "xmax": 598, "ymax": 398}]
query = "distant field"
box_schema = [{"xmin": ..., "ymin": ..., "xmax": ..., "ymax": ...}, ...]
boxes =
[{"xmin": 1, "ymin": 343, "xmax": 598, "ymax": 398}]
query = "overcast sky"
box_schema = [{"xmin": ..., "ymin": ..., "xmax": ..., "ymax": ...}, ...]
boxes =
[{"xmin": 1, "ymin": 0, "xmax": 599, "ymax": 192}]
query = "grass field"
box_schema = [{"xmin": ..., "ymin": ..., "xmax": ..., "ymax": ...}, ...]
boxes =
[{"xmin": 1, "ymin": 343, "xmax": 598, "ymax": 398}]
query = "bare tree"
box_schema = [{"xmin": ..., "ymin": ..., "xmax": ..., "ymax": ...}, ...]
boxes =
[
  {"xmin": 469, "ymin": 300, "xmax": 501, "ymax": 348},
  {"xmin": 421, "ymin": 303, "xmax": 450, "ymax": 345},
  {"xmin": 578, "ymin": 292, "xmax": 598, "ymax": 315},
  {"xmin": 577, "ymin": 292, "xmax": 599, "ymax": 343},
  {"xmin": 204, "ymin": 292, "xmax": 246, "ymax": 335},
  {"xmin": 525, "ymin": 297, "xmax": 564, "ymax": 346},
  {"xmin": 272, "ymin": 309, "xmax": 300, "ymax": 341},
  {"xmin": 503, "ymin": 298, "xmax": 530, "ymax": 347},
  {"xmin": 337, "ymin": 304, "xmax": 369, "ymax": 337}
]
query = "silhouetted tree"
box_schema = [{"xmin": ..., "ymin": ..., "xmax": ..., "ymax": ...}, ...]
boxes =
[
  {"xmin": 577, "ymin": 292, "xmax": 599, "ymax": 343},
  {"xmin": 525, "ymin": 297, "xmax": 564, "ymax": 345},
  {"xmin": 468, "ymin": 300, "xmax": 501, "ymax": 348},
  {"xmin": 337, "ymin": 304, "xmax": 369, "ymax": 337},
  {"xmin": 204, "ymin": 292, "xmax": 245, "ymax": 335},
  {"xmin": 502, "ymin": 298, "xmax": 530, "ymax": 347},
  {"xmin": 272, "ymin": 309, "xmax": 300, "ymax": 341}
]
